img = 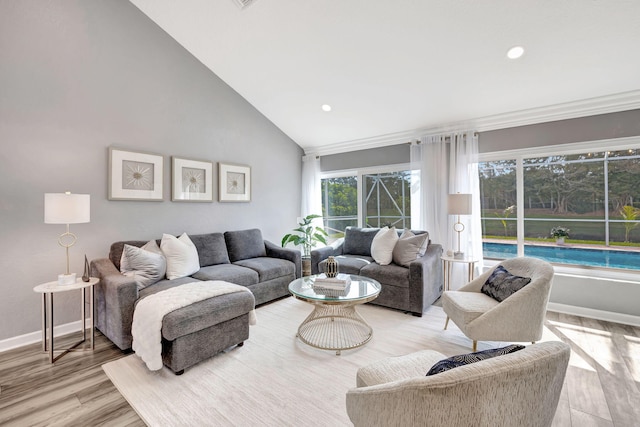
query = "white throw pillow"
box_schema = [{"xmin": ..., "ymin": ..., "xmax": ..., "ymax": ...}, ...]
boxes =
[
  {"xmin": 160, "ymin": 233, "xmax": 200, "ymax": 280},
  {"xmin": 120, "ymin": 241, "xmax": 167, "ymax": 290},
  {"xmin": 370, "ymin": 226, "xmax": 399, "ymax": 266}
]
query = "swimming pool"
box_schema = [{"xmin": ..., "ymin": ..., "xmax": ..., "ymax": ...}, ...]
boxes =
[{"xmin": 483, "ymin": 242, "xmax": 640, "ymax": 271}]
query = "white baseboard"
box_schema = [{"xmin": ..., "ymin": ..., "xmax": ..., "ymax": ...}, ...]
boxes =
[
  {"xmin": 0, "ymin": 319, "xmax": 89, "ymax": 353},
  {"xmin": 547, "ymin": 302, "xmax": 640, "ymax": 327}
]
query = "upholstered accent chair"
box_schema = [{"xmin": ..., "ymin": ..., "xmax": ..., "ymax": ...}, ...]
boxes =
[
  {"xmin": 346, "ymin": 341, "xmax": 570, "ymax": 427},
  {"xmin": 442, "ymin": 257, "xmax": 554, "ymax": 351}
]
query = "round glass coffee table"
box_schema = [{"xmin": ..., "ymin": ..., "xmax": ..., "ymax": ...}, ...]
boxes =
[{"xmin": 288, "ymin": 274, "xmax": 381, "ymax": 355}]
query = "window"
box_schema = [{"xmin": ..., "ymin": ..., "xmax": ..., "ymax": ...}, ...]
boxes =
[
  {"xmin": 321, "ymin": 175, "xmax": 357, "ymax": 238},
  {"xmin": 479, "ymin": 140, "xmax": 640, "ymax": 271},
  {"xmin": 321, "ymin": 165, "xmax": 412, "ymax": 239},
  {"xmin": 363, "ymin": 171, "xmax": 411, "ymax": 229}
]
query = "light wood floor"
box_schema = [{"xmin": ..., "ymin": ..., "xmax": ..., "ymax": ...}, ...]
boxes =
[{"xmin": 1, "ymin": 299, "xmax": 638, "ymax": 426}]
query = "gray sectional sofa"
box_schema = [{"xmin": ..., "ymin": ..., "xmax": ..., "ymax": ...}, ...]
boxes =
[
  {"xmin": 90, "ymin": 228, "xmax": 300, "ymax": 372},
  {"xmin": 311, "ymin": 227, "xmax": 443, "ymax": 317}
]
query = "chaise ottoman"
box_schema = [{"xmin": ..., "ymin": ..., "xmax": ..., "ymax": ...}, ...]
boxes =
[{"xmin": 140, "ymin": 287, "xmax": 256, "ymax": 375}]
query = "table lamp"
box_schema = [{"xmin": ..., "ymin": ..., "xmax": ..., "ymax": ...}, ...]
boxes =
[
  {"xmin": 44, "ymin": 192, "xmax": 90, "ymax": 285},
  {"xmin": 448, "ymin": 193, "xmax": 472, "ymax": 259}
]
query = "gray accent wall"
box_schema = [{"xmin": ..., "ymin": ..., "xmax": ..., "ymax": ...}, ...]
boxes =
[
  {"xmin": 320, "ymin": 110, "xmax": 640, "ymax": 171},
  {"xmin": 0, "ymin": 1, "xmax": 303, "ymax": 342},
  {"xmin": 321, "ymin": 144, "xmax": 410, "ymax": 171},
  {"xmin": 479, "ymin": 109, "xmax": 640, "ymax": 153}
]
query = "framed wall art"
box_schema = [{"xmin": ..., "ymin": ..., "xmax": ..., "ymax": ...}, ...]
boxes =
[
  {"xmin": 171, "ymin": 157, "xmax": 214, "ymax": 202},
  {"xmin": 218, "ymin": 163, "xmax": 251, "ymax": 202},
  {"xmin": 108, "ymin": 147, "xmax": 164, "ymax": 201}
]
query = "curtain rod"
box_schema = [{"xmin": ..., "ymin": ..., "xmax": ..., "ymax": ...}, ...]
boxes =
[{"xmin": 408, "ymin": 132, "xmax": 479, "ymax": 144}]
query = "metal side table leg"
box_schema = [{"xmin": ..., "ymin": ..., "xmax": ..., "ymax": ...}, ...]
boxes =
[
  {"xmin": 90, "ymin": 284, "xmax": 94, "ymax": 349},
  {"xmin": 48, "ymin": 293, "xmax": 54, "ymax": 364},
  {"xmin": 41, "ymin": 293, "xmax": 47, "ymax": 352}
]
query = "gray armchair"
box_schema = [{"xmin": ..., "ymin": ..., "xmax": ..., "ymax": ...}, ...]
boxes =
[
  {"xmin": 442, "ymin": 257, "xmax": 554, "ymax": 351},
  {"xmin": 346, "ymin": 341, "xmax": 570, "ymax": 427}
]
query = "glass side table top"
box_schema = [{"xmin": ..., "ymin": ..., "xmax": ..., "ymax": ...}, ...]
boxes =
[{"xmin": 288, "ymin": 274, "xmax": 381, "ymax": 302}]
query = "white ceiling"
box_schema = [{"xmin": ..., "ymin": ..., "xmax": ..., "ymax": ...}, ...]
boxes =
[{"xmin": 129, "ymin": 0, "xmax": 640, "ymax": 155}]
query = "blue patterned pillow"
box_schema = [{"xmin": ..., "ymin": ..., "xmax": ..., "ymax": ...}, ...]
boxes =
[
  {"xmin": 426, "ymin": 344, "xmax": 525, "ymax": 376},
  {"xmin": 481, "ymin": 265, "xmax": 531, "ymax": 302}
]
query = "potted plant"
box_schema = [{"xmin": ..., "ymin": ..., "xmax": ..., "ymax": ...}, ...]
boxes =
[
  {"xmin": 282, "ymin": 214, "xmax": 328, "ymax": 276},
  {"xmin": 550, "ymin": 226, "xmax": 570, "ymax": 245}
]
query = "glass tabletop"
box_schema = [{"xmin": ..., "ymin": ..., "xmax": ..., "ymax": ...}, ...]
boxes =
[{"xmin": 288, "ymin": 274, "xmax": 381, "ymax": 302}]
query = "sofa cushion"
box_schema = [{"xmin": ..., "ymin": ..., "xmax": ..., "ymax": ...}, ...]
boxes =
[
  {"xmin": 233, "ymin": 257, "xmax": 295, "ymax": 282},
  {"xmin": 343, "ymin": 227, "xmax": 380, "ymax": 257},
  {"xmin": 371, "ymin": 227, "xmax": 399, "ymax": 266},
  {"xmin": 356, "ymin": 349, "xmax": 446, "ymax": 387},
  {"xmin": 392, "ymin": 229, "xmax": 429, "ymax": 267},
  {"xmin": 225, "ymin": 229, "xmax": 267, "ymax": 262},
  {"xmin": 138, "ymin": 276, "xmax": 203, "ymax": 299},
  {"xmin": 191, "ymin": 264, "xmax": 259, "ymax": 287},
  {"xmin": 161, "ymin": 233, "xmax": 201, "ymax": 280},
  {"xmin": 426, "ymin": 344, "xmax": 526, "ymax": 376},
  {"xmin": 137, "ymin": 285, "xmax": 255, "ymax": 341},
  {"xmin": 319, "ymin": 254, "xmax": 373, "ymax": 275},
  {"xmin": 120, "ymin": 242, "xmax": 166, "ymax": 290},
  {"xmin": 442, "ymin": 291, "xmax": 499, "ymax": 325},
  {"xmin": 189, "ymin": 233, "xmax": 230, "ymax": 266},
  {"xmin": 481, "ymin": 265, "xmax": 532, "ymax": 302},
  {"xmin": 360, "ymin": 262, "xmax": 410, "ymax": 288}
]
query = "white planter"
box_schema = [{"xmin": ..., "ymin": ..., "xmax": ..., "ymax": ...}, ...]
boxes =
[{"xmin": 555, "ymin": 237, "xmax": 565, "ymax": 245}]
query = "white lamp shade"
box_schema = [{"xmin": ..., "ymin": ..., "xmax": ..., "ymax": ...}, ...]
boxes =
[
  {"xmin": 448, "ymin": 193, "xmax": 472, "ymax": 215},
  {"xmin": 44, "ymin": 193, "xmax": 90, "ymax": 224}
]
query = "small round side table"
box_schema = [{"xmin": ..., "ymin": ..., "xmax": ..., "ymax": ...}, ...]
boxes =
[
  {"xmin": 441, "ymin": 256, "xmax": 478, "ymax": 291},
  {"xmin": 33, "ymin": 277, "xmax": 99, "ymax": 363}
]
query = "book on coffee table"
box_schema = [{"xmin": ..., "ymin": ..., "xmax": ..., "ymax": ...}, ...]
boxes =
[
  {"xmin": 314, "ymin": 273, "xmax": 351, "ymax": 290},
  {"xmin": 312, "ymin": 282, "xmax": 351, "ymax": 297}
]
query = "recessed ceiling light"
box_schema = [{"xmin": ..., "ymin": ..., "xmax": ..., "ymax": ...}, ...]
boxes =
[
  {"xmin": 507, "ymin": 46, "xmax": 525, "ymax": 59},
  {"xmin": 321, "ymin": 104, "xmax": 332, "ymax": 112}
]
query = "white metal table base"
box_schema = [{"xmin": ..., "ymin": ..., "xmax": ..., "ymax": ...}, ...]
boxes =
[
  {"xmin": 41, "ymin": 286, "xmax": 94, "ymax": 363},
  {"xmin": 296, "ymin": 302, "xmax": 373, "ymax": 355}
]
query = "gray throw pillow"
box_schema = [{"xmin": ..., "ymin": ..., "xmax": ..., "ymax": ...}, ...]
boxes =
[
  {"xmin": 426, "ymin": 344, "xmax": 525, "ymax": 376},
  {"xmin": 481, "ymin": 265, "xmax": 531, "ymax": 302},
  {"xmin": 392, "ymin": 229, "xmax": 429, "ymax": 267},
  {"xmin": 120, "ymin": 243, "xmax": 167, "ymax": 290},
  {"xmin": 343, "ymin": 227, "xmax": 379, "ymax": 256}
]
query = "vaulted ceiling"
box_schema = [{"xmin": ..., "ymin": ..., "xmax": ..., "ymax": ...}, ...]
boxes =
[{"xmin": 130, "ymin": 0, "xmax": 640, "ymax": 154}]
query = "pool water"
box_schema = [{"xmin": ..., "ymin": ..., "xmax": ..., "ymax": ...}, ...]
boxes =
[{"xmin": 483, "ymin": 242, "xmax": 640, "ymax": 271}]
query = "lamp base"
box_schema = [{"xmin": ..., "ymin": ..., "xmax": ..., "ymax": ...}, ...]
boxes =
[
  {"xmin": 58, "ymin": 273, "xmax": 77, "ymax": 285},
  {"xmin": 453, "ymin": 251, "xmax": 465, "ymax": 260}
]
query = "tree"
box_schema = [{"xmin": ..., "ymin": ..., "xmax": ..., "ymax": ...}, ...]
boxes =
[{"xmin": 620, "ymin": 205, "xmax": 640, "ymax": 243}]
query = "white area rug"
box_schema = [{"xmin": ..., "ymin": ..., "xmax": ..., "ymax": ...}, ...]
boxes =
[{"xmin": 103, "ymin": 296, "xmax": 551, "ymax": 426}]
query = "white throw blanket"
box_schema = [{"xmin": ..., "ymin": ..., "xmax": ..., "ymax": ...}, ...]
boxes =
[{"xmin": 132, "ymin": 280, "xmax": 257, "ymax": 371}]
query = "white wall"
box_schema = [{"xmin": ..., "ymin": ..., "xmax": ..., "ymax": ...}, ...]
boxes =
[{"xmin": 0, "ymin": 1, "xmax": 303, "ymax": 344}]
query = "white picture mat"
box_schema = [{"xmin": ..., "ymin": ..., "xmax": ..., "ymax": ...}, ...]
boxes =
[
  {"xmin": 109, "ymin": 148, "xmax": 163, "ymax": 201},
  {"xmin": 171, "ymin": 157, "xmax": 213, "ymax": 202},
  {"xmin": 219, "ymin": 163, "xmax": 251, "ymax": 202}
]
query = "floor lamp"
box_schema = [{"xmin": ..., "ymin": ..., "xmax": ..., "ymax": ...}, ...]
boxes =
[
  {"xmin": 45, "ymin": 192, "xmax": 90, "ymax": 285},
  {"xmin": 448, "ymin": 193, "xmax": 472, "ymax": 259}
]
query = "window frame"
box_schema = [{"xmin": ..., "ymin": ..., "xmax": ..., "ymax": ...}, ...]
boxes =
[
  {"xmin": 320, "ymin": 163, "xmax": 411, "ymax": 230},
  {"xmin": 478, "ymin": 135, "xmax": 640, "ymax": 263}
]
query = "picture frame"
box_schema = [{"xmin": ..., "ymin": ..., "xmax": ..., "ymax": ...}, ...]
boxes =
[
  {"xmin": 108, "ymin": 147, "xmax": 164, "ymax": 201},
  {"xmin": 171, "ymin": 157, "xmax": 214, "ymax": 202},
  {"xmin": 218, "ymin": 163, "xmax": 251, "ymax": 202}
]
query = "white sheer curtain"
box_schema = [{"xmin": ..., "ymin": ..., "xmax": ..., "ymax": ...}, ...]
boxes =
[
  {"xmin": 411, "ymin": 131, "xmax": 482, "ymax": 275},
  {"xmin": 449, "ymin": 132, "xmax": 482, "ymax": 265},
  {"xmin": 301, "ymin": 154, "xmax": 322, "ymax": 218},
  {"xmin": 411, "ymin": 135, "xmax": 449, "ymax": 245}
]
